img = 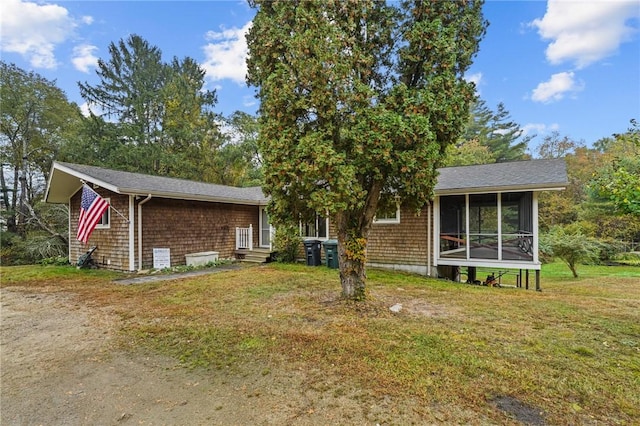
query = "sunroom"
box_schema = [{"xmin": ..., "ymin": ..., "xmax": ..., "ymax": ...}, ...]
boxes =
[{"xmin": 432, "ymin": 159, "xmax": 568, "ymax": 289}]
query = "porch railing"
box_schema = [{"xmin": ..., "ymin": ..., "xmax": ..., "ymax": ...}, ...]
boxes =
[{"xmin": 236, "ymin": 224, "xmax": 253, "ymax": 250}]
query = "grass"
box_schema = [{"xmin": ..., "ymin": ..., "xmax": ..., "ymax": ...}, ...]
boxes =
[{"xmin": 1, "ymin": 261, "xmax": 639, "ymax": 424}]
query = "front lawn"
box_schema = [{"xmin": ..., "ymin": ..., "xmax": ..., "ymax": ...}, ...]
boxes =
[{"xmin": 1, "ymin": 262, "xmax": 638, "ymax": 424}]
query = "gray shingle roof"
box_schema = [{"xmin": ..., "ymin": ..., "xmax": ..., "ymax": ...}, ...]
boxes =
[
  {"xmin": 47, "ymin": 161, "xmax": 268, "ymax": 205},
  {"xmin": 435, "ymin": 158, "xmax": 568, "ymax": 194},
  {"xmin": 47, "ymin": 158, "xmax": 567, "ymax": 204}
]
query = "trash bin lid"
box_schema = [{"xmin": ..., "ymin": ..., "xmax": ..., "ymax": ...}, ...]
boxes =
[
  {"xmin": 303, "ymin": 239, "xmax": 321, "ymax": 246},
  {"xmin": 322, "ymin": 239, "xmax": 338, "ymax": 246}
]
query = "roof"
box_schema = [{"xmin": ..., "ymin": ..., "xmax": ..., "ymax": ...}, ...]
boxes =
[
  {"xmin": 434, "ymin": 158, "xmax": 568, "ymax": 195},
  {"xmin": 46, "ymin": 158, "xmax": 568, "ymax": 205},
  {"xmin": 45, "ymin": 161, "xmax": 268, "ymax": 205}
]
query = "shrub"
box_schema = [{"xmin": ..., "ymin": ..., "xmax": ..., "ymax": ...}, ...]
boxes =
[
  {"xmin": 540, "ymin": 225, "xmax": 601, "ymax": 278},
  {"xmin": 272, "ymin": 224, "xmax": 302, "ymax": 263}
]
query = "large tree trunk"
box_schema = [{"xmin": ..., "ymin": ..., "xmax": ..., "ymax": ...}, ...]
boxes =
[
  {"xmin": 335, "ymin": 180, "xmax": 383, "ymax": 301},
  {"xmin": 336, "ymin": 228, "xmax": 368, "ymax": 300}
]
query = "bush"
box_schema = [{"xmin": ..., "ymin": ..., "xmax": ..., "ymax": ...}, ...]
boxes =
[
  {"xmin": 540, "ymin": 225, "xmax": 601, "ymax": 278},
  {"xmin": 0, "ymin": 231, "xmax": 68, "ymax": 266},
  {"xmin": 272, "ymin": 224, "xmax": 302, "ymax": 263}
]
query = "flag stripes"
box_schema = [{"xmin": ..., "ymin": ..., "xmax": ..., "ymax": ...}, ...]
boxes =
[{"xmin": 76, "ymin": 184, "xmax": 110, "ymax": 244}]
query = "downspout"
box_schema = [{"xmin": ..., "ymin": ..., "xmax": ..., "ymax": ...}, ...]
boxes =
[
  {"xmin": 427, "ymin": 201, "xmax": 431, "ymax": 277},
  {"xmin": 137, "ymin": 194, "xmax": 153, "ymax": 271}
]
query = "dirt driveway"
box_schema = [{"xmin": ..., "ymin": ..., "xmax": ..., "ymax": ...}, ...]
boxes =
[{"xmin": 1, "ymin": 287, "xmax": 423, "ymax": 425}]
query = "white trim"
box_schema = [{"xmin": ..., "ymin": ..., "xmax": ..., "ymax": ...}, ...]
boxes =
[
  {"xmin": 437, "ymin": 258, "xmax": 542, "ymax": 270},
  {"xmin": 259, "ymin": 207, "xmax": 271, "ymax": 248},
  {"xmin": 433, "ymin": 197, "xmax": 440, "ymax": 267},
  {"xmin": 497, "ymin": 194, "xmax": 502, "ymax": 261},
  {"xmin": 533, "ymin": 192, "xmax": 539, "ymax": 264},
  {"xmin": 137, "ymin": 194, "xmax": 152, "ymax": 271},
  {"xmin": 373, "ymin": 202, "xmax": 401, "ymax": 224},
  {"xmin": 435, "ymin": 191, "xmax": 539, "ymax": 269},
  {"xmin": 300, "ymin": 215, "xmax": 329, "ymax": 240},
  {"xmin": 128, "ymin": 196, "xmax": 135, "ymax": 271}
]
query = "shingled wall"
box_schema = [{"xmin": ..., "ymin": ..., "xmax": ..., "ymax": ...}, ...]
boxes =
[
  {"xmin": 69, "ymin": 188, "xmax": 131, "ymax": 271},
  {"xmin": 367, "ymin": 204, "xmax": 432, "ymax": 274},
  {"xmin": 140, "ymin": 198, "xmax": 258, "ymax": 269}
]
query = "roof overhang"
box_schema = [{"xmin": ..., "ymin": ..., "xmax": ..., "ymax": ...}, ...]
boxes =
[
  {"xmin": 435, "ymin": 184, "xmax": 567, "ymax": 196},
  {"xmin": 45, "ymin": 162, "xmax": 268, "ymax": 206}
]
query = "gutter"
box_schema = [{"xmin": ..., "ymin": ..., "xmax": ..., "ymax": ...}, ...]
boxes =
[{"xmin": 137, "ymin": 194, "xmax": 152, "ymax": 271}]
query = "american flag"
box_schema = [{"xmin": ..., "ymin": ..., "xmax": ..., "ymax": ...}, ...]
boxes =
[{"xmin": 76, "ymin": 184, "xmax": 110, "ymax": 244}]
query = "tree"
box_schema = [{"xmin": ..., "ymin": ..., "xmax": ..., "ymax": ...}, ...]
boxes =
[
  {"xmin": 540, "ymin": 224, "xmax": 601, "ymax": 278},
  {"xmin": 247, "ymin": 0, "xmax": 486, "ymax": 300},
  {"xmin": 536, "ymin": 131, "xmax": 583, "ymax": 159},
  {"xmin": 0, "ymin": 62, "xmax": 81, "ymax": 241},
  {"xmin": 212, "ymin": 111, "xmax": 262, "ymax": 186},
  {"xmin": 588, "ymin": 122, "xmax": 640, "ymax": 216},
  {"xmin": 452, "ymin": 98, "xmax": 529, "ymax": 165},
  {"xmin": 77, "ymin": 35, "xmax": 221, "ymax": 179}
]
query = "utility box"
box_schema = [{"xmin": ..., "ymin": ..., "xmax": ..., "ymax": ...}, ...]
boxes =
[
  {"xmin": 303, "ymin": 240, "xmax": 322, "ymax": 266},
  {"xmin": 323, "ymin": 239, "xmax": 339, "ymax": 269}
]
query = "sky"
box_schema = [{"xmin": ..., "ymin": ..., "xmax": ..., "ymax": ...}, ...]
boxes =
[{"xmin": 2, "ymin": 0, "xmax": 639, "ymax": 154}]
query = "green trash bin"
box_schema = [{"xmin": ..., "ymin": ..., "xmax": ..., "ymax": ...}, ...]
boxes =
[{"xmin": 322, "ymin": 239, "xmax": 339, "ymax": 269}]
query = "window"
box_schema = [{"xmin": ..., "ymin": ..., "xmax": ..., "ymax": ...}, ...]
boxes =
[
  {"xmin": 301, "ymin": 215, "xmax": 328, "ymax": 239},
  {"xmin": 438, "ymin": 192, "xmax": 534, "ymax": 262},
  {"xmin": 95, "ymin": 198, "xmax": 110, "ymax": 229},
  {"xmin": 374, "ymin": 193, "xmax": 401, "ymax": 224}
]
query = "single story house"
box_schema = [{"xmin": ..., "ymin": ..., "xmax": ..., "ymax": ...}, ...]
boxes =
[{"xmin": 45, "ymin": 159, "xmax": 567, "ymax": 287}]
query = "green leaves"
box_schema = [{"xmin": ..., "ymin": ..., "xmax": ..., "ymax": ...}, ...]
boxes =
[{"xmin": 247, "ymin": 1, "xmax": 487, "ymax": 297}]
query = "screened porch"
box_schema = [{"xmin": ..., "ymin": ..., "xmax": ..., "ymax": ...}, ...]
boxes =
[{"xmin": 435, "ymin": 191, "xmax": 538, "ymax": 268}]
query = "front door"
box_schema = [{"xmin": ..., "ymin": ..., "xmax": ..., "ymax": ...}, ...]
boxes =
[{"xmin": 259, "ymin": 207, "xmax": 271, "ymax": 248}]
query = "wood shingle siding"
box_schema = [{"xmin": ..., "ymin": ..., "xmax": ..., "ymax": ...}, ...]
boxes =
[
  {"xmin": 140, "ymin": 199, "xmax": 258, "ymax": 269},
  {"xmin": 70, "ymin": 189, "xmax": 130, "ymax": 270},
  {"xmin": 368, "ymin": 205, "xmax": 430, "ymax": 272}
]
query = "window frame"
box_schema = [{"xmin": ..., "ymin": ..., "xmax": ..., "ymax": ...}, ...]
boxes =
[
  {"xmin": 373, "ymin": 201, "xmax": 401, "ymax": 224},
  {"xmin": 95, "ymin": 198, "xmax": 110, "ymax": 229},
  {"xmin": 300, "ymin": 214, "xmax": 329, "ymax": 240}
]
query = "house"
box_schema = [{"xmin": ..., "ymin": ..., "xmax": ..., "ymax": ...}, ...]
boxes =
[{"xmin": 45, "ymin": 159, "xmax": 567, "ymax": 287}]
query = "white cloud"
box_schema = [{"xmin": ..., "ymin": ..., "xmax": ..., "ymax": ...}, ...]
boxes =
[
  {"xmin": 242, "ymin": 95, "xmax": 257, "ymax": 108},
  {"xmin": 72, "ymin": 44, "xmax": 99, "ymax": 73},
  {"xmin": 0, "ymin": 0, "xmax": 94, "ymax": 70},
  {"xmin": 201, "ymin": 21, "xmax": 252, "ymax": 85},
  {"xmin": 531, "ymin": 0, "xmax": 639, "ymax": 68},
  {"xmin": 464, "ymin": 71, "xmax": 483, "ymax": 91},
  {"xmin": 531, "ymin": 71, "xmax": 584, "ymax": 103},
  {"xmin": 522, "ymin": 122, "xmax": 559, "ymax": 136}
]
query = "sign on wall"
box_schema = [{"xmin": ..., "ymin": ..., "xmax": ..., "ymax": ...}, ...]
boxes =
[{"xmin": 153, "ymin": 248, "xmax": 171, "ymax": 269}]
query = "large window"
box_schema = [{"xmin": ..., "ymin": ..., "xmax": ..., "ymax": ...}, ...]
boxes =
[
  {"xmin": 440, "ymin": 195, "xmax": 466, "ymax": 258},
  {"xmin": 439, "ymin": 192, "xmax": 533, "ymax": 262},
  {"xmin": 469, "ymin": 194, "xmax": 498, "ymax": 260},
  {"xmin": 301, "ymin": 215, "xmax": 328, "ymax": 240}
]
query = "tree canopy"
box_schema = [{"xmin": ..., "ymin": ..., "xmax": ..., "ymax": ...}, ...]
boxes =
[
  {"xmin": 75, "ymin": 35, "xmax": 221, "ymax": 180},
  {"xmin": 1, "ymin": 61, "xmax": 81, "ymax": 239},
  {"xmin": 247, "ymin": 0, "xmax": 487, "ymax": 299}
]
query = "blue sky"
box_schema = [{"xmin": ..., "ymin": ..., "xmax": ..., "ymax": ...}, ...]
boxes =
[{"xmin": 2, "ymin": 0, "xmax": 639, "ymax": 154}]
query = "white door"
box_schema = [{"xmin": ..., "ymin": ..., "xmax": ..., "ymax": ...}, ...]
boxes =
[{"xmin": 259, "ymin": 207, "xmax": 271, "ymax": 248}]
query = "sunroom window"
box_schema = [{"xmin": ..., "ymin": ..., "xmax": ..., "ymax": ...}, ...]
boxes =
[{"xmin": 439, "ymin": 192, "xmax": 533, "ymax": 262}]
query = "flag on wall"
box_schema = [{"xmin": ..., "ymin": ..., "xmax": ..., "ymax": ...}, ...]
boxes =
[{"xmin": 77, "ymin": 184, "xmax": 110, "ymax": 244}]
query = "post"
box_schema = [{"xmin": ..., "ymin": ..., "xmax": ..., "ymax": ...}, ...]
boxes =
[{"xmin": 535, "ymin": 270, "xmax": 541, "ymax": 292}]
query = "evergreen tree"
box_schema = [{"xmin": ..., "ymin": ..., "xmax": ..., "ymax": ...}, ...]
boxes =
[
  {"xmin": 247, "ymin": 0, "xmax": 486, "ymax": 300},
  {"xmin": 77, "ymin": 35, "xmax": 221, "ymax": 179}
]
